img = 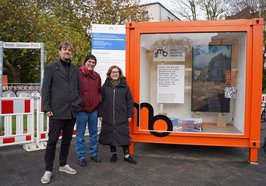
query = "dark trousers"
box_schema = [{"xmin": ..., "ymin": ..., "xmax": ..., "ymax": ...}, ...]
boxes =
[
  {"xmin": 110, "ymin": 145, "xmax": 129, "ymax": 155},
  {"xmin": 45, "ymin": 118, "xmax": 75, "ymax": 171}
]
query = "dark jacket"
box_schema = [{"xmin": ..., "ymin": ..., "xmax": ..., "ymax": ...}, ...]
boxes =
[
  {"xmin": 99, "ymin": 77, "xmax": 134, "ymax": 146},
  {"xmin": 42, "ymin": 60, "xmax": 82, "ymax": 119},
  {"xmin": 79, "ymin": 65, "xmax": 102, "ymax": 112}
]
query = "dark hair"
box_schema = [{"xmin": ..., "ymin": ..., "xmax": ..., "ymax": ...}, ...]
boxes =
[
  {"xmin": 106, "ymin": 65, "xmax": 124, "ymax": 79},
  {"xmin": 58, "ymin": 41, "xmax": 74, "ymax": 51},
  {"xmin": 84, "ymin": 54, "xmax": 97, "ymax": 64}
]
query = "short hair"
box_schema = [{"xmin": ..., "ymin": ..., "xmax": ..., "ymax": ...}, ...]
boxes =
[
  {"xmin": 58, "ymin": 41, "xmax": 74, "ymax": 51},
  {"xmin": 106, "ymin": 65, "xmax": 124, "ymax": 79}
]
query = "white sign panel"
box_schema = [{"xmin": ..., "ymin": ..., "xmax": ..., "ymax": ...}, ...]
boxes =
[
  {"xmin": 3, "ymin": 42, "xmax": 41, "ymax": 49},
  {"xmin": 153, "ymin": 45, "xmax": 185, "ymax": 62},
  {"xmin": 157, "ymin": 65, "xmax": 185, "ymax": 103},
  {"xmin": 91, "ymin": 24, "xmax": 125, "ymax": 83}
]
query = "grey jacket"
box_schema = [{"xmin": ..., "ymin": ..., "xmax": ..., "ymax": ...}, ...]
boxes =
[{"xmin": 42, "ymin": 60, "xmax": 82, "ymax": 119}]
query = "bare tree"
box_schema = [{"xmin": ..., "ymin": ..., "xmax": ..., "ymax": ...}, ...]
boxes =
[
  {"xmin": 169, "ymin": 0, "xmax": 226, "ymax": 20},
  {"xmin": 198, "ymin": 0, "xmax": 226, "ymax": 20},
  {"xmin": 224, "ymin": 0, "xmax": 263, "ymax": 16},
  {"xmin": 225, "ymin": 0, "xmax": 266, "ymax": 65},
  {"xmin": 169, "ymin": 0, "xmax": 201, "ymax": 20}
]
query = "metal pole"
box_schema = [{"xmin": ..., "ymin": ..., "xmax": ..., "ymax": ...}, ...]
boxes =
[
  {"xmin": 0, "ymin": 41, "xmax": 3, "ymax": 97},
  {"xmin": 40, "ymin": 43, "xmax": 45, "ymax": 90},
  {"xmin": 0, "ymin": 41, "xmax": 3, "ymax": 128}
]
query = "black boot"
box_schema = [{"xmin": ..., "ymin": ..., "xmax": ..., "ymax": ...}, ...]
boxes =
[
  {"xmin": 124, "ymin": 156, "xmax": 137, "ymax": 164},
  {"xmin": 111, "ymin": 154, "xmax": 117, "ymax": 162}
]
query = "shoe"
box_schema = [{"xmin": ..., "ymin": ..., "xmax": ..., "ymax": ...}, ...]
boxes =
[
  {"xmin": 110, "ymin": 154, "xmax": 117, "ymax": 162},
  {"xmin": 124, "ymin": 156, "xmax": 137, "ymax": 164},
  {"xmin": 79, "ymin": 159, "xmax": 87, "ymax": 167},
  {"xmin": 59, "ymin": 164, "xmax": 77, "ymax": 174},
  {"xmin": 41, "ymin": 171, "xmax": 52, "ymax": 184},
  {"xmin": 90, "ymin": 156, "xmax": 101, "ymax": 163}
]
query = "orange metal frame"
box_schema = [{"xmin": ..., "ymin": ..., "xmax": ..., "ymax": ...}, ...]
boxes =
[{"xmin": 126, "ymin": 18, "xmax": 264, "ymax": 163}]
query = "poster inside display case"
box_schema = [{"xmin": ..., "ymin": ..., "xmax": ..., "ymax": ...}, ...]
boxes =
[
  {"xmin": 139, "ymin": 32, "xmax": 247, "ymax": 134},
  {"xmin": 191, "ymin": 45, "xmax": 232, "ymax": 112},
  {"xmin": 157, "ymin": 65, "xmax": 184, "ymax": 103}
]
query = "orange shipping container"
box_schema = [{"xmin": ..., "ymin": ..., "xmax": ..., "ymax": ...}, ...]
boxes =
[{"xmin": 126, "ymin": 18, "xmax": 264, "ymax": 164}]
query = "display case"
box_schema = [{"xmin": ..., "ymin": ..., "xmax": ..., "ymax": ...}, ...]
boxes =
[{"xmin": 126, "ymin": 19, "xmax": 264, "ymax": 163}]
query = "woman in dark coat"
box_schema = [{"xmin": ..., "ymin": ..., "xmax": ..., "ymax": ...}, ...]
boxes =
[{"xmin": 99, "ymin": 65, "xmax": 137, "ymax": 164}]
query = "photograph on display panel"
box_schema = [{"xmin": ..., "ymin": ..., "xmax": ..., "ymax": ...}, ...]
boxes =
[{"xmin": 191, "ymin": 45, "xmax": 232, "ymax": 112}]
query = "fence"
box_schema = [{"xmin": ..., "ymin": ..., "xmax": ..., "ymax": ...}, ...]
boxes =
[
  {"xmin": 0, "ymin": 96, "xmax": 98, "ymax": 151},
  {"xmin": 2, "ymin": 94, "xmax": 264, "ymax": 151},
  {"xmin": 0, "ymin": 97, "xmax": 35, "ymax": 147}
]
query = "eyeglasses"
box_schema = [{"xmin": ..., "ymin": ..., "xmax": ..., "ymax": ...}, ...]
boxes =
[{"xmin": 111, "ymin": 71, "xmax": 119, "ymax": 74}]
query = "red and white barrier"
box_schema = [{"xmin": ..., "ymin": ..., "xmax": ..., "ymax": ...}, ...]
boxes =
[
  {"xmin": 0, "ymin": 94, "xmax": 104, "ymax": 151},
  {"xmin": 36, "ymin": 97, "xmax": 49, "ymax": 144},
  {"xmin": 0, "ymin": 99, "xmax": 31, "ymax": 114},
  {"xmin": 1, "ymin": 94, "xmax": 266, "ymax": 151},
  {"xmin": 0, "ymin": 97, "xmax": 34, "ymax": 147}
]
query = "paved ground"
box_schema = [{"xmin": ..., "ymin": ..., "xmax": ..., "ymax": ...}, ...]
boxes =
[{"xmin": 1, "ymin": 122, "xmax": 266, "ymax": 186}]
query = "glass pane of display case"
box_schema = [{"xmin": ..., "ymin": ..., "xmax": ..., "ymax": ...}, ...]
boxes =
[{"xmin": 139, "ymin": 32, "xmax": 246, "ymax": 134}]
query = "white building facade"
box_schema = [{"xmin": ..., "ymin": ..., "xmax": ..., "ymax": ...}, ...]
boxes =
[{"xmin": 141, "ymin": 2, "xmax": 180, "ymax": 22}]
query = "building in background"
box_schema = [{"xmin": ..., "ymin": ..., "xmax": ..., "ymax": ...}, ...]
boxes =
[{"xmin": 140, "ymin": 2, "xmax": 180, "ymax": 22}]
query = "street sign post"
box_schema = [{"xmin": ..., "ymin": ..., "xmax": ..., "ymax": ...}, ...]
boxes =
[{"xmin": 3, "ymin": 42, "xmax": 41, "ymax": 49}]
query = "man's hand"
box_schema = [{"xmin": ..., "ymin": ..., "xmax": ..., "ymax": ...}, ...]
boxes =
[{"xmin": 46, "ymin": 111, "xmax": 53, "ymax": 117}]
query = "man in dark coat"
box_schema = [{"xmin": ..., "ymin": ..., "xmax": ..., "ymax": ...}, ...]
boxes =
[
  {"xmin": 99, "ymin": 65, "xmax": 137, "ymax": 164},
  {"xmin": 41, "ymin": 42, "xmax": 82, "ymax": 184}
]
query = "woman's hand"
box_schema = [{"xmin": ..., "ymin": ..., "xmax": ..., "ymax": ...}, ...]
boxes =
[
  {"xmin": 99, "ymin": 117, "xmax": 103, "ymax": 122},
  {"xmin": 128, "ymin": 117, "xmax": 132, "ymax": 122}
]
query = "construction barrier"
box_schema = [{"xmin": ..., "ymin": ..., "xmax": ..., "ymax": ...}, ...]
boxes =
[
  {"xmin": 33, "ymin": 96, "xmax": 97, "ymax": 151},
  {"xmin": 8, "ymin": 94, "xmax": 266, "ymax": 151},
  {"xmin": 0, "ymin": 94, "xmax": 265, "ymax": 152},
  {"xmin": 33, "ymin": 96, "xmax": 49, "ymax": 150},
  {"xmin": 0, "ymin": 97, "xmax": 34, "ymax": 148}
]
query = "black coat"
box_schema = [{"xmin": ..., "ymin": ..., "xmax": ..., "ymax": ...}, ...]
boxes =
[
  {"xmin": 99, "ymin": 77, "xmax": 134, "ymax": 146},
  {"xmin": 42, "ymin": 60, "xmax": 82, "ymax": 119}
]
